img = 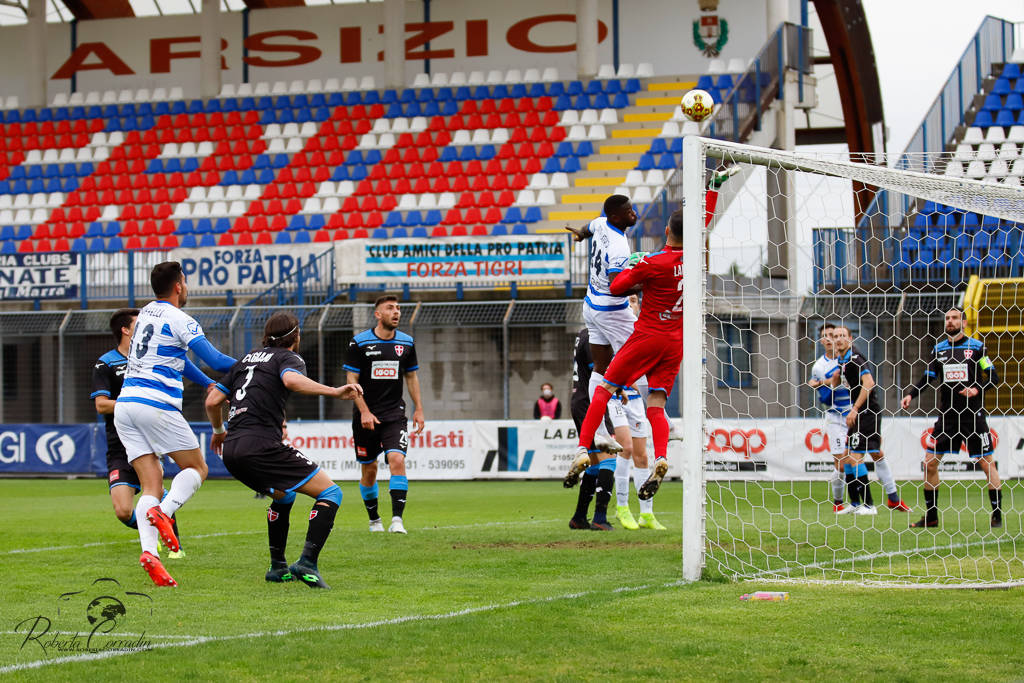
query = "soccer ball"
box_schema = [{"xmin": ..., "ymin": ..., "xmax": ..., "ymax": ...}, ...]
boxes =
[{"xmin": 680, "ymin": 89, "xmax": 715, "ymax": 123}]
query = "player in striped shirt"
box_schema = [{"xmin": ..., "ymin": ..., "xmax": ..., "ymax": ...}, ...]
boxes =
[
  {"xmin": 114, "ymin": 261, "xmax": 237, "ymax": 586},
  {"xmin": 808, "ymin": 322, "xmax": 854, "ymax": 512}
]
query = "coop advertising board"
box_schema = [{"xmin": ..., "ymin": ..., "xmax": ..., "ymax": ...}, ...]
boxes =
[
  {"xmin": 3, "ymin": 418, "xmax": 1023, "ymax": 481},
  {"xmin": 334, "ymin": 236, "xmax": 571, "ymax": 284},
  {"xmin": 170, "ymin": 244, "xmax": 327, "ymax": 294},
  {"xmin": 0, "ymin": 253, "xmax": 80, "ymax": 300}
]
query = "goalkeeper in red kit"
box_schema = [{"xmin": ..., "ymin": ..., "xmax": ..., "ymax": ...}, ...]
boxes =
[{"xmin": 564, "ymin": 208, "xmax": 685, "ymax": 501}]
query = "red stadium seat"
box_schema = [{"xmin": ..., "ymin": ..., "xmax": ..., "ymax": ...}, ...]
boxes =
[
  {"xmin": 446, "ymin": 114, "xmax": 465, "ymax": 130},
  {"xmin": 313, "ymin": 229, "xmax": 331, "ymax": 242},
  {"xmin": 457, "ymin": 192, "xmax": 476, "ymax": 208},
  {"xmin": 351, "ymin": 228, "xmax": 368, "ymax": 238},
  {"xmin": 217, "ymin": 233, "xmax": 235, "ymax": 246},
  {"xmin": 523, "ymin": 111, "xmax": 541, "ymax": 127},
  {"xmin": 471, "ymin": 175, "xmax": 489, "ymax": 192},
  {"xmin": 451, "ymin": 176, "xmax": 469, "ymax": 192},
  {"xmin": 483, "ymin": 207, "xmax": 502, "ymax": 223},
  {"xmin": 233, "ymin": 217, "xmax": 251, "ymax": 232},
  {"xmin": 478, "ymin": 99, "xmax": 496, "ymax": 115},
  {"xmin": 392, "ymin": 178, "xmax": 411, "ymax": 195},
  {"xmin": 125, "ymin": 236, "xmax": 142, "ymax": 250},
  {"xmin": 496, "ymin": 190, "xmax": 514, "ymax": 206},
  {"xmin": 431, "ymin": 176, "xmax": 450, "ymax": 193},
  {"xmin": 121, "ymin": 220, "xmax": 140, "ymax": 236},
  {"xmin": 284, "ymin": 198, "xmax": 302, "ymax": 214},
  {"xmin": 471, "ymin": 225, "xmax": 488, "ymax": 236},
  {"xmin": 361, "ymin": 195, "xmax": 379, "ymax": 211},
  {"xmin": 346, "ymin": 213, "xmax": 364, "ymax": 229},
  {"xmin": 460, "ymin": 100, "xmax": 477, "ymax": 115},
  {"xmin": 140, "ymin": 219, "xmax": 158, "ymax": 236},
  {"xmin": 450, "ymin": 225, "xmax": 468, "ymax": 237},
  {"xmin": 162, "ymin": 234, "xmax": 179, "ymax": 249},
  {"xmin": 510, "ymin": 173, "xmax": 528, "ymax": 189},
  {"xmin": 433, "ymin": 131, "xmax": 451, "ymax": 147},
  {"xmin": 509, "ymin": 128, "xmax": 527, "ymax": 143},
  {"xmin": 383, "ymin": 147, "xmax": 401, "ymax": 164},
  {"xmin": 412, "ymin": 177, "xmax": 431, "ymax": 194},
  {"xmin": 342, "ymin": 196, "xmax": 359, "ymax": 212},
  {"xmin": 266, "ymin": 199, "xmax": 284, "ymax": 215},
  {"xmin": 17, "ymin": 239, "xmax": 34, "ymax": 253},
  {"xmin": 333, "ymin": 228, "xmax": 349, "ymax": 240},
  {"xmin": 421, "ymin": 147, "xmax": 438, "ymax": 163},
  {"xmin": 366, "ymin": 211, "xmax": 383, "ymax": 228},
  {"xmin": 51, "ymin": 237, "xmax": 70, "ymax": 251},
  {"xmin": 262, "ymin": 184, "xmax": 279, "ymax": 199},
  {"xmin": 401, "ymin": 146, "xmax": 420, "ymax": 163},
  {"xmin": 236, "ymin": 232, "xmax": 254, "ymax": 245},
  {"xmin": 523, "ymin": 157, "xmax": 542, "ymax": 174},
  {"xmin": 256, "ymin": 232, "xmax": 273, "ymax": 245},
  {"xmin": 442, "ymin": 208, "xmax": 462, "ymax": 225},
  {"xmin": 143, "ymin": 235, "xmax": 161, "ymax": 249},
  {"xmin": 379, "ymin": 196, "xmax": 397, "ymax": 211},
  {"xmin": 517, "ymin": 98, "xmax": 535, "ymax": 113},
  {"xmin": 477, "ymin": 191, "xmax": 496, "ymax": 208},
  {"xmin": 36, "ymin": 238, "xmax": 53, "ymax": 251},
  {"xmin": 430, "ymin": 226, "xmax": 447, "ymax": 237},
  {"xmin": 463, "ymin": 207, "xmax": 482, "ymax": 224},
  {"xmin": 503, "ymin": 113, "xmax": 522, "ymax": 128},
  {"xmin": 270, "ymin": 215, "xmax": 288, "ymax": 231}
]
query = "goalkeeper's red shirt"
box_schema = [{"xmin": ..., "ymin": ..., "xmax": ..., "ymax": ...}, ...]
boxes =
[{"xmin": 608, "ymin": 244, "xmax": 684, "ymax": 341}]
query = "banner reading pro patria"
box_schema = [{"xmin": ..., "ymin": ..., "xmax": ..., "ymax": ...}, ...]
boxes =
[{"xmin": 335, "ymin": 236, "xmax": 571, "ymax": 284}]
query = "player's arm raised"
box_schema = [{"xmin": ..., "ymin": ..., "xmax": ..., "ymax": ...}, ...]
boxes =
[
  {"xmin": 901, "ymin": 355, "xmax": 940, "ymax": 409},
  {"xmin": 563, "ymin": 222, "xmax": 593, "ymax": 242},
  {"xmin": 282, "ymin": 369, "xmax": 362, "ymax": 400},
  {"xmin": 406, "ymin": 370, "xmax": 425, "ymax": 435}
]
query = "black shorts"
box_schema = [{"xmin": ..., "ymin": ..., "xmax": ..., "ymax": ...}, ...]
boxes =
[
  {"xmin": 222, "ymin": 437, "xmax": 320, "ymax": 495},
  {"xmin": 847, "ymin": 410, "xmax": 881, "ymax": 455},
  {"xmin": 929, "ymin": 412, "xmax": 993, "ymax": 459},
  {"xmin": 106, "ymin": 451, "xmax": 140, "ymax": 491},
  {"xmin": 352, "ymin": 417, "xmax": 408, "ymax": 464}
]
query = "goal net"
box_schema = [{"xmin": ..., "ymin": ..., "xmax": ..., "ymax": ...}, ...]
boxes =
[{"xmin": 672, "ymin": 136, "xmax": 1024, "ymax": 586}]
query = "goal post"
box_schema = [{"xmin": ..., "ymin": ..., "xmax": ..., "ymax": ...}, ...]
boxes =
[{"xmin": 677, "ymin": 135, "xmax": 1024, "ymax": 586}]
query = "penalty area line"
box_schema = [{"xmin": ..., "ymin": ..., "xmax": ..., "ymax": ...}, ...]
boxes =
[{"xmin": 0, "ymin": 579, "xmax": 688, "ymax": 674}]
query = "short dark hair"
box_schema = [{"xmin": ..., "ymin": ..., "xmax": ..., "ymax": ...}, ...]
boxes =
[
  {"xmin": 109, "ymin": 308, "xmax": 139, "ymax": 343},
  {"xmin": 263, "ymin": 311, "xmax": 300, "ymax": 348},
  {"xmin": 375, "ymin": 295, "xmax": 399, "ymax": 309},
  {"xmin": 947, "ymin": 307, "xmax": 965, "ymax": 317},
  {"xmin": 603, "ymin": 194, "xmax": 631, "ymax": 217},
  {"xmin": 668, "ymin": 210, "xmax": 683, "ymax": 239},
  {"xmin": 822, "ymin": 322, "xmax": 836, "ymax": 331},
  {"xmin": 151, "ymin": 261, "xmax": 184, "ymax": 298}
]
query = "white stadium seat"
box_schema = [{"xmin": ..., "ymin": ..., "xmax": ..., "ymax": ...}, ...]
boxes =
[
  {"xmin": 412, "ymin": 73, "xmax": 431, "ymax": 88},
  {"xmin": 616, "ymin": 63, "xmax": 635, "ymax": 78},
  {"xmin": 548, "ymin": 172, "xmax": 569, "ymax": 189},
  {"xmin": 597, "ymin": 64, "xmax": 616, "ymax": 79},
  {"xmin": 541, "ymin": 67, "xmax": 559, "ymax": 82}
]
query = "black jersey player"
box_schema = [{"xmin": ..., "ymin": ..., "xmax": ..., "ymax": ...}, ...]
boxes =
[
  {"xmin": 206, "ymin": 312, "xmax": 362, "ymax": 588},
  {"xmin": 901, "ymin": 308, "xmax": 1002, "ymax": 529},
  {"xmin": 344, "ymin": 295, "xmax": 425, "ymax": 534}
]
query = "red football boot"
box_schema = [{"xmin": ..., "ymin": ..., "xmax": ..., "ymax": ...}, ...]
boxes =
[
  {"xmin": 887, "ymin": 499, "xmax": 912, "ymax": 512},
  {"xmin": 140, "ymin": 551, "xmax": 177, "ymax": 587},
  {"xmin": 146, "ymin": 506, "xmax": 180, "ymax": 552}
]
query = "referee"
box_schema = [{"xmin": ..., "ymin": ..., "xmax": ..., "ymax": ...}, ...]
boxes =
[{"xmin": 900, "ymin": 308, "xmax": 1003, "ymax": 529}]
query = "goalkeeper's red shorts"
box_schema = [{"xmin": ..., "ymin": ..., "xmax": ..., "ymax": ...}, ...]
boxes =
[{"xmin": 603, "ymin": 330, "xmax": 683, "ymax": 396}]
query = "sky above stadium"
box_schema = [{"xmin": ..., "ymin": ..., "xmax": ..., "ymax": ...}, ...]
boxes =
[{"xmin": 863, "ymin": 0, "xmax": 1024, "ymax": 156}]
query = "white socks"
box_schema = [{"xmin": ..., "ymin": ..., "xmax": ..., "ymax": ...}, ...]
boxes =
[
  {"xmin": 633, "ymin": 467, "xmax": 653, "ymax": 513},
  {"xmin": 135, "ymin": 494, "xmax": 160, "ymax": 555},
  {"xmin": 615, "ymin": 456, "xmax": 631, "ymax": 507},
  {"xmin": 874, "ymin": 457, "xmax": 897, "ymax": 495},
  {"xmin": 160, "ymin": 467, "xmax": 203, "ymax": 516}
]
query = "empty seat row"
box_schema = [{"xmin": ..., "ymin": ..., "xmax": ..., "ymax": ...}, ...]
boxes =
[{"xmin": 53, "ymin": 87, "xmax": 184, "ymax": 107}]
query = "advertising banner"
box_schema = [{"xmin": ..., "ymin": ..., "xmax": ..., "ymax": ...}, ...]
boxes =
[
  {"xmin": 0, "ymin": 424, "xmax": 96, "ymax": 474},
  {"xmin": 0, "ymin": 253, "xmax": 80, "ymax": 300},
  {"xmin": 170, "ymin": 244, "xmax": 327, "ymax": 294},
  {"xmin": 334, "ymin": 236, "xmax": 571, "ymax": 284}
]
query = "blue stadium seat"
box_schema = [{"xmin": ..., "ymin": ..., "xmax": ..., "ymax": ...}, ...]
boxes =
[
  {"xmin": 383, "ymin": 211, "xmax": 402, "ymax": 228},
  {"xmin": 523, "ymin": 207, "xmax": 542, "ymax": 223},
  {"xmin": 220, "ymin": 170, "xmax": 239, "ymax": 185},
  {"xmin": 585, "ymin": 80, "xmax": 604, "ymax": 95},
  {"xmin": 239, "ymin": 169, "xmax": 257, "ymax": 184},
  {"xmin": 349, "ymin": 166, "xmax": 368, "ymax": 181},
  {"xmin": 592, "ymin": 93, "xmax": 610, "ymax": 109},
  {"xmin": 364, "ymin": 149, "xmax": 382, "ymax": 164},
  {"xmin": 103, "ymin": 222, "xmax": 120, "ymax": 237},
  {"xmin": 492, "ymin": 85, "xmax": 509, "ymax": 99},
  {"xmin": 567, "ymin": 81, "xmax": 584, "ymax": 96},
  {"xmin": 455, "ymin": 86, "xmax": 472, "ymax": 100},
  {"xmin": 179, "ymin": 234, "xmax": 198, "ymax": 249},
  {"xmin": 458, "ymin": 146, "xmax": 478, "ymax": 161},
  {"xmin": 554, "ymin": 141, "xmax": 574, "ymax": 157},
  {"xmin": 572, "ymin": 94, "xmax": 592, "ymax": 109},
  {"xmin": 293, "ymin": 230, "xmax": 311, "ymax": 243},
  {"xmin": 994, "ymin": 77, "xmax": 1013, "ymax": 95},
  {"xmin": 575, "ymin": 141, "xmax": 594, "ymax": 156},
  {"xmin": 308, "ymin": 215, "xmax": 326, "ymax": 230},
  {"xmin": 509, "ymin": 83, "xmax": 527, "ymax": 99},
  {"xmin": 478, "ymin": 144, "xmax": 496, "ymax": 160},
  {"xmin": 974, "ymin": 110, "xmax": 994, "ymax": 127},
  {"xmin": 411, "ymin": 227, "xmax": 428, "ymax": 238},
  {"xmin": 274, "ymin": 231, "xmax": 292, "ymax": 244},
  {"xmin": 426, "ymin": 101, "xmax": 445, "ymax": 117},
  {"xmin": 472, "ymin": 86, "xmax": 490, "ymax": 100},
  {"xmin": 289, "ymin": 215, "xmax": 308, "ymax": 231},
  {"xmin": 604, "ymin": 80, "xmax": 621, "ymax": 94},
  {"xmin": 502, "ymin": 207, "xmax": 522, "ymax": 224},
  {"xmin": 438, "ymin": 147, "xmax": 458, "ymax": 162},
  {"xmin": 656, "ymin": 153, "xmax": 677, "ymax": 170},
  {"xmin": 490, "ymin": 224, "xmax": 508, "ymax": 236},
  {"xmin": 106, "ymin": 237, "xmax": 124, "ymax": 252},
  {"xmin": 668, "ymin": 138, "xmax": 683, "ymax": 154},
  {"xmin": 214, "ymin": 218, "xmax": 231, "ymax": 233},
  {"xmin": 436, "ymin": 87, "xmax": 453, "ymax": 101},
  {"xmin": 1004, "ymin": 63, "xmax": 1022, "ymax": 79},
  {"xmin": 542, "ymin": 157, "xmax": 561, "ymax": 173},
  {"xmin": 392, "ymin": 227, "xmax": 408, "ymax": 238},
  {"xmin": 913, "ymin": 214, "xmax": 931, "ymax": 228},
  {"xmin": 996, "ymin": 109, "xmax": 1016, "ymax": 126},
  {"xmin": 697, "ymin": 75, "xmax": 715, "ymax": 90},
  {"xmin": 1007, "ymin": 93, "xmax": 1024, "ymax": 111},
  {"xmin": 402, "ymin": 210, "xmax": 423, "ymax": 227},
  {"xmin": 0, "ymin": 225, "xmax": 13, "ymax": 240},
  {"xmin": 562, "ymin": 156, "xmax": 581, "ymax": 173},
  {"xmin": 256, "ymin": 168, "xmax": 275, "ymax": 183},
  {"xmin": 424, "ymin": 209, "xmax": 442, "ymax": 225},
  {"xmin": 385, "ymin": 103, "xmax": 403, "ymax": 117},
  {"xmin": 404, "ymin": 101, "xmax": 421, "ymax": 117},
  {"xmin": 649, "ymin": 138, "xmax": 668, "ymax": 154},
  {"xmin": 345, "ymin": 91, "xmax": 362, "ymax": 106},
  {"xmin": 0, "ymin": 240, "xmax": 15, "ymax": 254},
  {"xmin": 511, "ymin": 223, "xmax": 528, "ymax": 235},
  {"xmin": 553, "ymin": 94, "xmax": 571, "ymax": 111},
  {"xmin": 176, "ymin": 219, "xmax": 194, "ymax": 234},
  {"xmin": 381, "ymin": 89, "xmax": 399, "ymax": 104},
  {"xmin": 199, "ymin": 234, "xmax": 216, "ymax": 247},
  {"xmin": 87, "ymin": 237, "xmax": 106, "ymax": 252},
  {"xmin": 70, "ymin": 237, "xmax": 87, "ymax": 252},
  {"xmin": 371, "ymin": 228, "xmax": 388, "ymax": 239},
  {"xmin": 982, "ymin": 214, "xmax": 1000, "ymax": 229},
  {"xmin": 548, "ymin": 82, "xmax": 566, "ymax": 97}
]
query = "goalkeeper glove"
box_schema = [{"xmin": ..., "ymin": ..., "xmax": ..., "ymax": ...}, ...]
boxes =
[{"xmin": 627, "ymin": 251, "xmax": 647, "ymax": 267}]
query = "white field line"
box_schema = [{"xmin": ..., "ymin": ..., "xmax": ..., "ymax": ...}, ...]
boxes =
[
  {"xmin": 0, "ymin": 631, "xmax": 194, "ymax": 640},
  {"xmin": 0, "ymin": 519, "xmax": 565, "ymax": 557},
  {"xmin": 0, "ymin": 579, "xmax": 686, "ymax": 674}
]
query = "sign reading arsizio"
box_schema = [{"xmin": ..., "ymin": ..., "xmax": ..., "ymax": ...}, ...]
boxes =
[
  {"xmin": 336, "ymin": 236, "xmax": 571, "ymax": 284},
  {"xmin": 0, "ymin": 253, "xmax": 80, "ymax": 299}
]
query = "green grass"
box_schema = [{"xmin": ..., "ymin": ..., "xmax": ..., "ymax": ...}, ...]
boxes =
[{"xmin": 1, "ymin": 479, "xmax": 1023, "ymax": 681}]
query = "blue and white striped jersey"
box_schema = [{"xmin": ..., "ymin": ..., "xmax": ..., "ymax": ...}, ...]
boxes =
[
  {"xmin": 810, "ymin": 354, "xmax": 852, "ymax": 416},
  {"xmin": 584, "ymin": 216, "xmax": 631, "ymax": 312},
  {"xmin": 119, "ymin": 301, "xmax": 206, "ymax": 411}
]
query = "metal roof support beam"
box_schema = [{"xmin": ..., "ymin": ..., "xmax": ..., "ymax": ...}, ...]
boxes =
[
  {"xmin": 59, "ymin": 0, "xmax": 134, "ymax": 19},
  {"xmin": 200, "ymin": 0, "xmax": 221, "ymax": 98},
  {"xmin": 26, "ymin": 0, "xmax": 46, "ymax": 107}
]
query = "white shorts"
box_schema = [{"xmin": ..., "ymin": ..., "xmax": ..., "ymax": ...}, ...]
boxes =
[
  {"xmin": 624, "ymin": 395, "xmax": 648, "ymax": 438},
  {"xmin": 584, "ymin": 303, "xmax": 636, "ymax": 352},
  {"xmin": 114, "ymin": 400, "xmax": 200, "ymax": 462},
  {"xmin": 824, "ymin": 415, "xmax": 847, "ymax": 456}
]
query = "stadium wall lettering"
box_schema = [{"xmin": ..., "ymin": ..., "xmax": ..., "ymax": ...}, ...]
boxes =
[
  {"xmin": 171, "ymin": 244, "xmax": 324, "ymax": 292},
  {"xmin": 0, "ymin": 1, "xmax": 768, "ymax": 104},
  {"xmin": 0, "ymin": 253, "xmax": 80, "ymax": 300},
  {"xmin": 2, "ymin": 418, "xmax": 1023, "ymax": 482}
]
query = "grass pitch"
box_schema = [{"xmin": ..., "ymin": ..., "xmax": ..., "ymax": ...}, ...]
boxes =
[{"xmin": 1, "ymin": 479, "xmax": 1023, "ymax": 681}]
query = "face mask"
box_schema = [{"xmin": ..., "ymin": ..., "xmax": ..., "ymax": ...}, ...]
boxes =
[{"xmin": 541, "ymin": 389, "xmax": 553, "ymax": 398}]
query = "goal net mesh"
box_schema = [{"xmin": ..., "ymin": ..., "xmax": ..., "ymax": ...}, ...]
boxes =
[{"xmin": 666, "ymin": 137, "xmax": 1024, "ymax": 586}]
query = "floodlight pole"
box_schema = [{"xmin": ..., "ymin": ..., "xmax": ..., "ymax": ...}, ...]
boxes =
[
  {"xmin": 26, "ymin": 0, "xmax": 46, "ymax": 108},
  {"xmin": 200, "ymin": 0, "xmax": 221, "ymax": 99}
]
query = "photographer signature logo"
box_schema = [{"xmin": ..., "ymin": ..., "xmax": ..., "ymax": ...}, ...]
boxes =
[{"xmin": 14, "ymin": 578, "xmax": 153, "ymax": 655}]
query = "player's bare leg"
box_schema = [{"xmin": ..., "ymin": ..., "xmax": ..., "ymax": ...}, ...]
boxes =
[
  {"xmin": 110, "ymin": 484, "xmax": 136, "ymax": 527},
  {"xmin": 912, "ymin": 452, "xmax": 942, "ymax": 528},
  {"xmin": 977, "ymin": 455, "xmax": 1003, "ymax": 528},
  {"xmin": 360, "ymin": 461, "xmax": 385, "ymax": 532},
  {"xmin": 638, "ymin": 391, "xmax": 670, "ymax": 501},
  {"xmin": 612, "ymin": 426, "xmax": 639, "ymax": 529}
]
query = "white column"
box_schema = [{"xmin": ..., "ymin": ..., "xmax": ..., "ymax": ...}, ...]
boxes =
[
  {"xmin": 26, "ymin": 0, "xmax": 47, "ymax": 107},
  {"xmin": 384, "ymin": 0, "xmax": 405, "ymax": 89},
  {"xmin": 766, "ymin": 0, "xmax": 788, "ymax": 32},
  {"xmin": 200, "ymin": 0, "xmax": 221, "ymax": 99},
  {"xmin": 576, "ymin": 0, "xmax": 598, "ymax": 80}
]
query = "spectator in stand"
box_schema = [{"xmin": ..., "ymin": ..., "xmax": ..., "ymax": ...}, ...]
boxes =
[{"xmin": 534, "ymin": 383, "xmax": 562, "ymax": 420}]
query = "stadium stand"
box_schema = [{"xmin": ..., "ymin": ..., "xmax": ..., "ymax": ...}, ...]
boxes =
[
  {"xmin": 0, "ymin": 61, "xmax": 746, "ymax": 255},
  {"xmin": 893, "ymin": 60, "xmax": 1024, "ymax": 287}
]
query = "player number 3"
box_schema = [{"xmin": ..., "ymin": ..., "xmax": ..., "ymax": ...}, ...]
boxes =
[{"xmin": 135, "ymin": 323, "xmax": 155, "ymax": 359}]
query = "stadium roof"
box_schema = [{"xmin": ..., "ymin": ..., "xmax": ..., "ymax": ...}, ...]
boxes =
[{"xmin": 0, "ymin": 0, "xmax": 379, "ymax": 25}]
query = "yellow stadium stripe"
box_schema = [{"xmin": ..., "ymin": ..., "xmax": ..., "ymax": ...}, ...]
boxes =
[
  {"xmin": 610, "ymin": 128, "xmax": 659, "ymax": 138},
  {"xmin": 534, "ymin": 228, "xmax": 567, "ymax": 234},
  {"xmin": 560, "ymin": 194, "xmax": 606, "ymax": 204},
  {"xmin": 623, "ymin": 112, "xmax": 672, "ymax": 122},
  {"xmin": 647, "ymin": 82, "xmax": 696, "ymax": 91},
  {"xmin": 588, "ymin": 160, "xmax": 636, "ymax": 170},
  {"xmin": 636, "ymin": 96, "xmax": 683, "ymax": 106},
  {"xmin": 598, "ymin": 143, "xmax": 649, "ymax": 154},
  {"xmin": 549, "ymin": 210, "xmax": 597, "ymax": 221},
  {"xmin": 574, "ymin": 176, "xmax": 625, "ymax": 187}
]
